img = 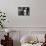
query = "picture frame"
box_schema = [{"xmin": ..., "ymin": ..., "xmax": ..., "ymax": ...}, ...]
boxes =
[{"xmin": 18, "ymin": 7, "xmax": 30, "ymax": 16}]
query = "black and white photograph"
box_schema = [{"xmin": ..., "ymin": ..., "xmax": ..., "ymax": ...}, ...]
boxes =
[{"xmin": 18, "ymin": 7, "xmax": 30, "ymax": 16}]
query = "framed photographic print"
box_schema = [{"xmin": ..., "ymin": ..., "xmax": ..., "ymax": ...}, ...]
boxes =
[{"xmin": 18, "ymin": 7, "xmax": 30, "ymax": 16}]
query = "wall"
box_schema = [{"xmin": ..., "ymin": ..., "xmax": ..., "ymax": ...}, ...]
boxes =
[
  {"xmin": 3, "ymin": 0, "xmax": 32, "ymax": 27},
  {"xmin": 31, "ymin": 0, "xmax": 46, "ymax": 27},
  {"xmin": 0, "ymin": 0, "xmax": 46, "ymax": 27}
]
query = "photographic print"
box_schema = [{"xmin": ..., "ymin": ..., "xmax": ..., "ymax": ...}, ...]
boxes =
[{"xmin": 18, "ymin": 7, "xmax": 30, "ymax": 16}]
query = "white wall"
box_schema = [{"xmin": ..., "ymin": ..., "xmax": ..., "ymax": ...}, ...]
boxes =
[
  {"xmin": 31, "ymin": 0, "xmax": 46, "ymax": 27},
  {"xmin": 0, "ymin": 0, "xmax": 46, "ymax": 27},
  {"xmin": 5, "ymin": 0, "xmax": 32, "ymax": 27}
]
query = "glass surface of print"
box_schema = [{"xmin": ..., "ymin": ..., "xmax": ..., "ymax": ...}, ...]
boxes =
[{"xmin": 18, "ymin": 7, "xmax": 30, "ymax": 16}]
